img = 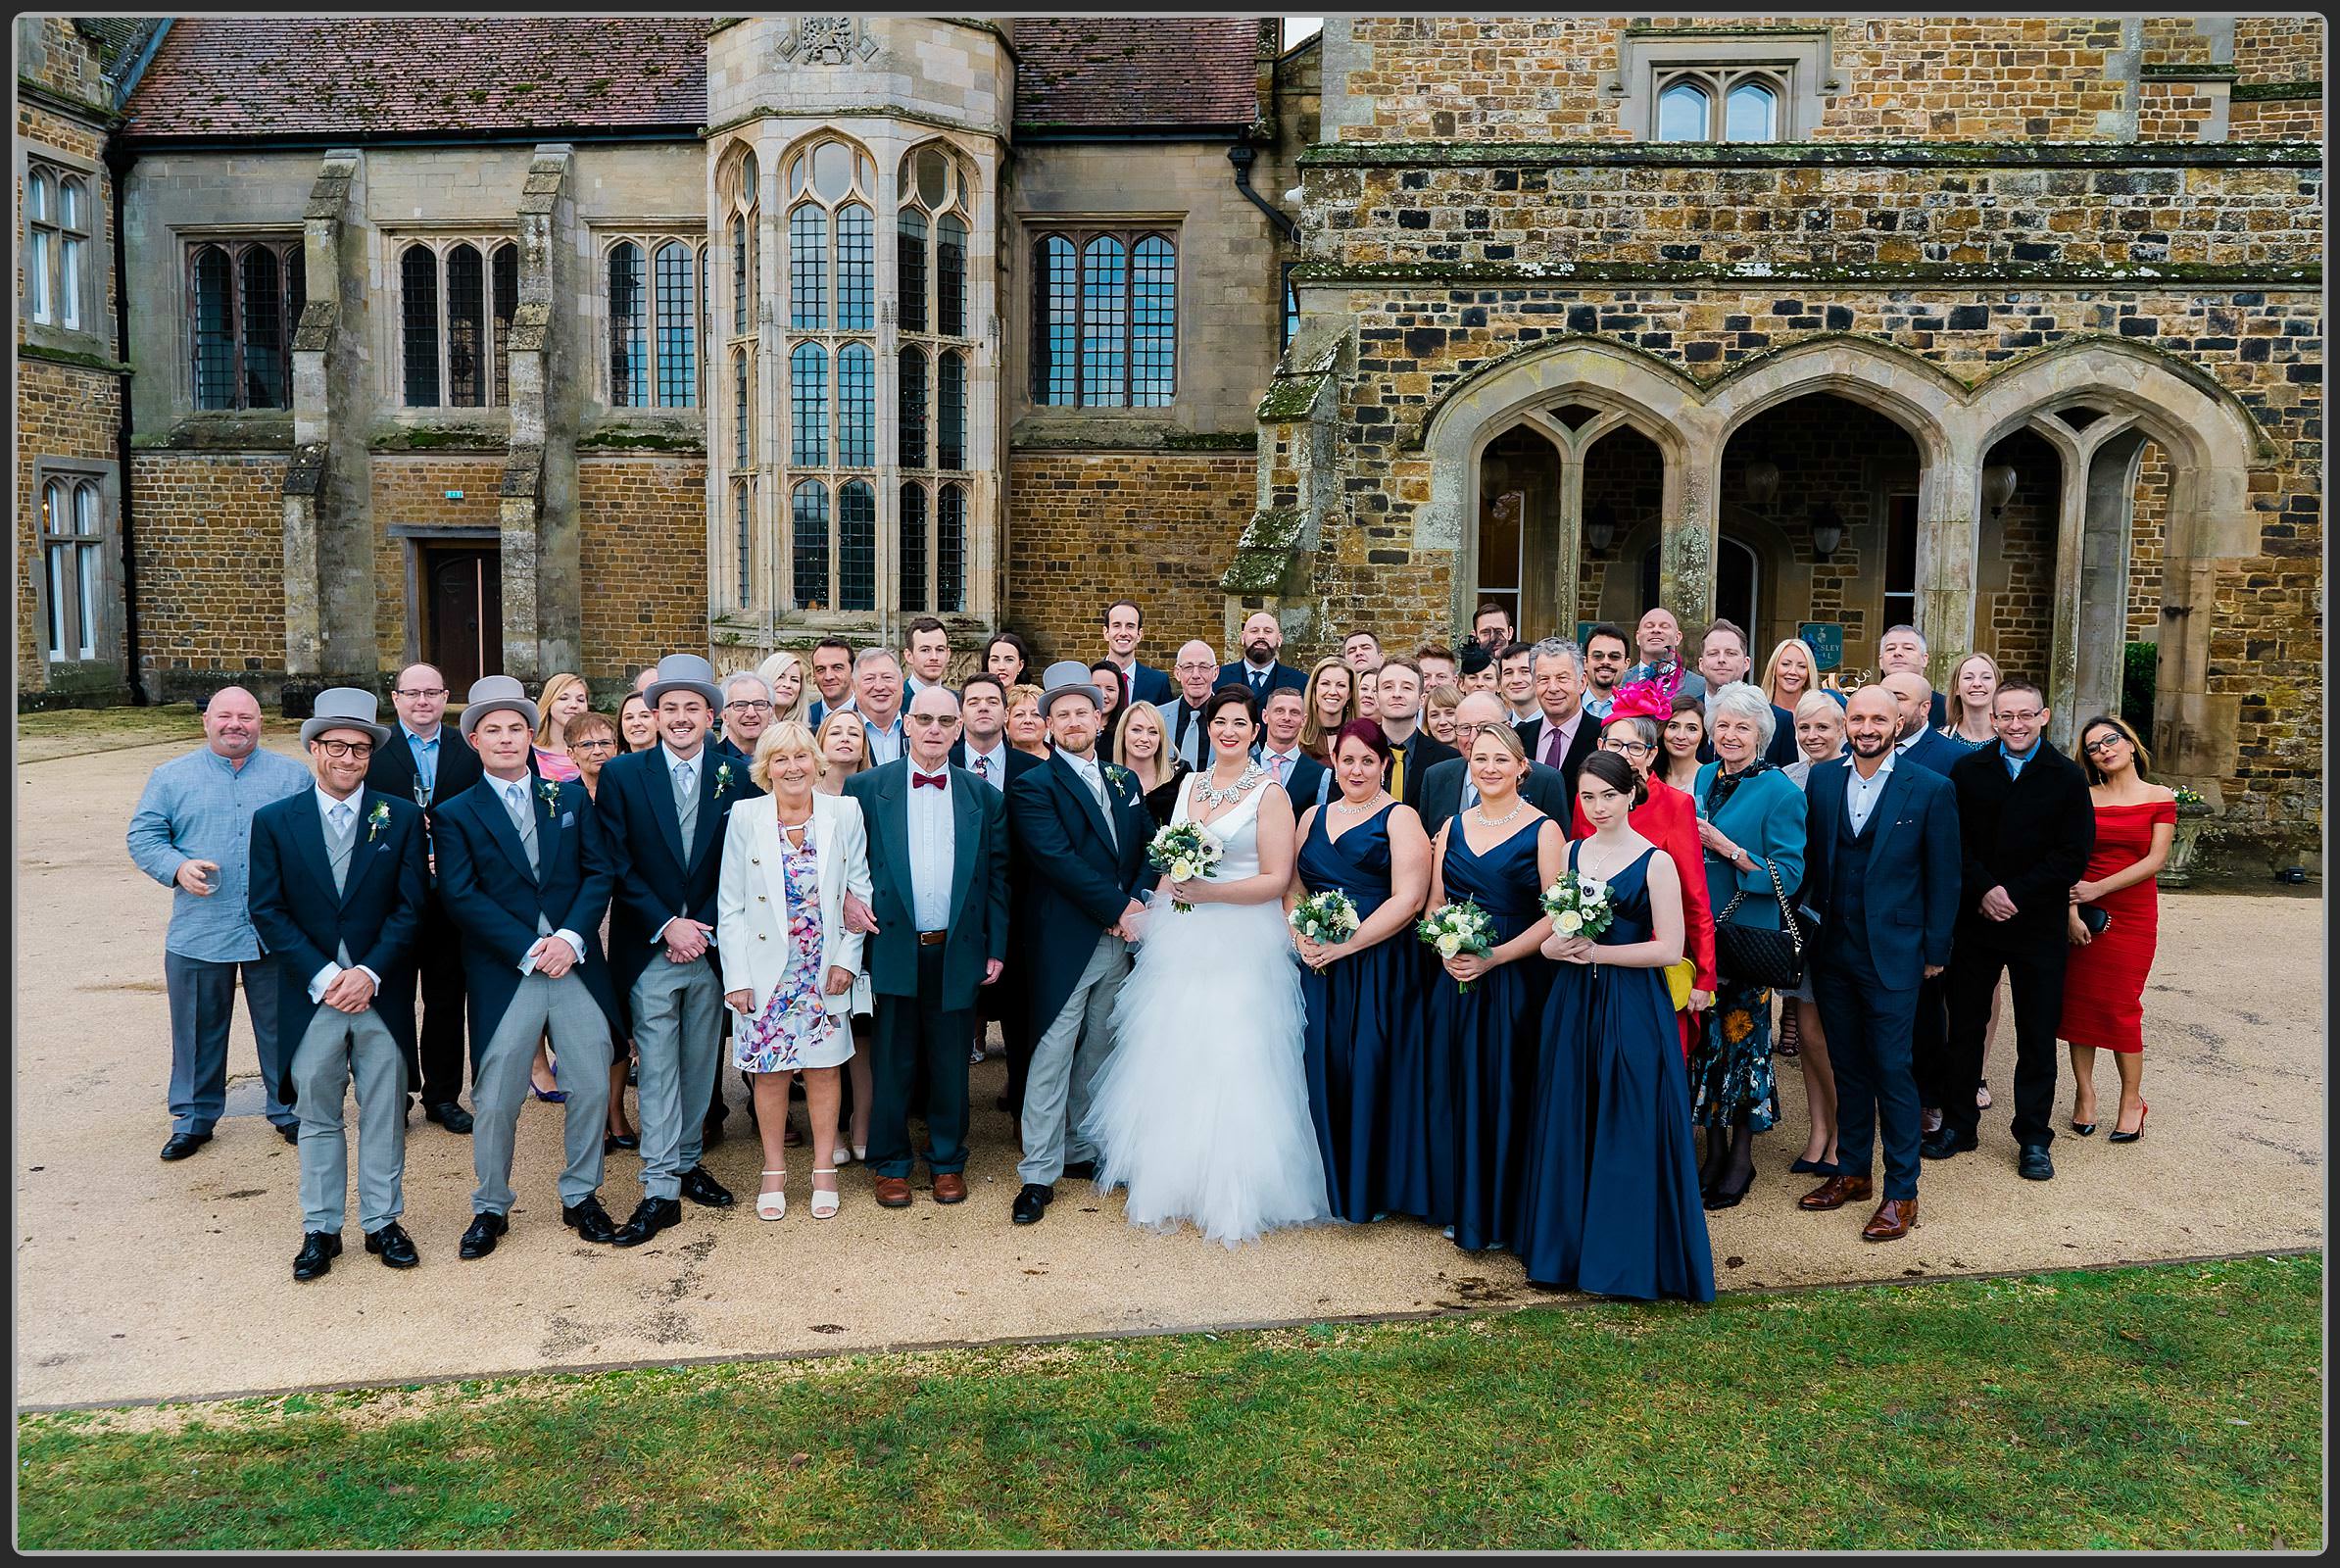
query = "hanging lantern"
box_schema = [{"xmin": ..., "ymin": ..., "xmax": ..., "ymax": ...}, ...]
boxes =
[
  {"xmin": 1981, "ymin": 463, "xmax": 2020, "ymax": 516},
  {"xmin": 1745, "ymin": 457, "xmax": 1780, "ymax": 508},
  {"xmin": 1808, "ymin": 501, "xmax": 1844, "ymax": 561},
  {"xmin": 1585, "ymin": 501, "xmax": 1618, "ymax": 555}
]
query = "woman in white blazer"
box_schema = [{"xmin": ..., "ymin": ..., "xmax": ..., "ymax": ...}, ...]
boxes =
[{"xmin": 719, "ymin": 721, "xmax": 873, "ymax": 1221}]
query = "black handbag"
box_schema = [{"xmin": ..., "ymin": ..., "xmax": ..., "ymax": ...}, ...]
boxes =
[{"xmin": 1713, "ymin": 857, "xmax": 1820, "ymax": 992}]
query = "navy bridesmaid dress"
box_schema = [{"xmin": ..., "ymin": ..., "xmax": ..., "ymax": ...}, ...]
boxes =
[
  {"xmin": 1519, "ymin": 841, "xmax": 1716, "ymax": 1302},
  {"xmin": 1297, "ymin": 801, "xmax": 1422, "ymax": 1223},
  {"xmin": 1422, "ymin": 812, "xmax": 1555, "ymax": 1251}
]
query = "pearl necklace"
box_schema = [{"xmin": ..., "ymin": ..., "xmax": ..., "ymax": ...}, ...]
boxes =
[
  {"xmin": 1329, "ymin": 793, "xmax": 1386, "ymax": 816},
  {"xmin": 1192, "ymin": 762, "xmax": 1265, "ymax": 808},
  {"xmin": 1472, "ymin": 797, "xmax": 1528, "ymax": 827}
]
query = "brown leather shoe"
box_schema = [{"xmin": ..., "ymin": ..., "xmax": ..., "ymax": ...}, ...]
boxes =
[
  {"xmin": 873, "ymin": 1176, "xmax": 912, "ymax": 1208},
  {"xmin": 1861, "ymin": 1197, "xmax": 1918, "ymax": 1241},
  {"xmin": 932, "ymin": 1173, "xmax": 967, "ymax": 1204},
  {"xmin": 1798, "ymin": 1173, "xmax": 1874, "ymax": 1211}
]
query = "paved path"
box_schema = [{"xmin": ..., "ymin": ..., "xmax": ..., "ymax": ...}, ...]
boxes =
[{"xmin": 16, "ymin": 737, "xmax": 2324, "ymax": 1408}]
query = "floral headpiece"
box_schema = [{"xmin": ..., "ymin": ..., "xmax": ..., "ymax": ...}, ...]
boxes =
[{"xmin": 1604, "ymin": 662, "xmax": 1684, "ymax": 725}]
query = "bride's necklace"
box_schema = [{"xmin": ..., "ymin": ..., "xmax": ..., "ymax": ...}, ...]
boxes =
[
  {"xmin": 1192, "ymin": 761, "xmax": 1265, "ymax": 808},
  {"xmin": 1472, "ymin": 797, "xmax": 1528, "ymax": 828}
]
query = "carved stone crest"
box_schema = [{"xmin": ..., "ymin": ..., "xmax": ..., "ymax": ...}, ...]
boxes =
[{"xmin": 779, "ymin": 16, "xmax": 878, "ymax": 66}]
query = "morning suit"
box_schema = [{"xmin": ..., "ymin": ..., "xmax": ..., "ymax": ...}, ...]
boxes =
[
  {"xmin": 366, "ymin": 723, "xmax": 486, "ymax": 1105},
  {"xmin": 846, "ymin": 759, "xmax": 1011, "ymax": 1180},
  {"xmin": 1005, "ymin": 749, "xmax": 1152, "ymax": 1186},
  {"xmin": 596, "ymin": 743, "xmax": 765, "ymax": 1200},
  {"xmin": 433, "ymin": 774, "xmax": 622, "ymax": 1215},
  {"xmin": 1218, "ymin": 660, "xmax": 1310, "ymax": 704},
  {"xmin": 1514, "ymin": 709, "xmax": 1602, "ymax": 798},
  {"xmin": 1418, "ymin": 754, "xmax": 1572, "ymax": 840},
  {"xmin": 248, "ymin": 787, "xmax": 430, "ymax": 1236},
  {"xmin": 1942, "ymin": 739, "xmax": 2095, "ymax": 1148},
  {"xmin": 1802, "ymin": 756, "xmax": 1962, "ymax": 1200},
  {"xmin": 1384, "ymin": 731, "xmax": 1461, "ymax": 814}
]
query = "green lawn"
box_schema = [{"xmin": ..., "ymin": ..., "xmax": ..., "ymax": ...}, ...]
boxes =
[
  {"xmin": 17, "ymin": 1253, "xmax": 2320, "ymax": 1550},
  {"xmin": 16, "ymin": 702, "xmax": 205, "ymax": 761}
]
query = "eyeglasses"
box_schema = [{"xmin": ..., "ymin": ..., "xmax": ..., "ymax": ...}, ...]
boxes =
[
  {"xmin": 725, "ymin": 699, "xmax": 774, "ymax": 713},
  {"xmin": 1174, "ymin": 662, "xmax": 1216, "ymax": 674},
  {"xmin": 1997, "ymin": 710, "xmax": 2044, "ymax": 724},
  {"xmin": 393, "ymin": 686, "xmax": 447, "ymax": 699},
  {"xmin": 907, "ymin": 713, "xmax": 959, "ymax": 728},
  {"xmin": 1602, "ymin": 739, "xmax": 1652, "ymax": 757},
  {"xmin": 1452, "ymin": 721, "xmax": 1491, "ymax": 739},
  {"xmin": 314, "ymin": 739, "xmax": 374, "ymax": 760},
  {"xmin": 571, "ymin": 738, "xmax": 617, "ymax": 753},
  {"xmin": 2081, "ymin": 734, "xmax": 2127, "ymax": 755}
]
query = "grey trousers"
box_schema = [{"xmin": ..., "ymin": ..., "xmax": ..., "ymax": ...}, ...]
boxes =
[
  {"xmin": 1017, "ymin": 930, "xmax": 1128, "ymax": 1187},
  {"xmin": 164, "ymin": 950, "xmax": 290, "ymax": 1133},
  {"xmin": 630, "ymin": 955, "xmax": 721, "ymax": 1200},
  {"xmin": 470, "ymin": 971, "xmax": 612, "ymax": 1215},
  {"xmin": 290, "ymin": 1004, "xmax": 410, "ymax": 1234}
]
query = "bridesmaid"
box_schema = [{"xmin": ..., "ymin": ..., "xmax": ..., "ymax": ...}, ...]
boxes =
[
  {"xmin": 1519, "ymin": 751, "xmax": 1713, "ymax": 1302},
  {"xmin": 1421, "ymin": 722, "xmax": 1566, "ymax": 1252},
  {"xmin": 2061, "ymin": 714, "xmax": 2177, "ymax": 1142},
  {"xmin": 1286, "ymin": 719, "xmax": 1433, "ymax": 1224}
]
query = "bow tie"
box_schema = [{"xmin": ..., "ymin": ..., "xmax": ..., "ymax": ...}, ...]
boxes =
[{"xmin": 912, "ymin": 770, "xmax": 947, "ymax": 790}]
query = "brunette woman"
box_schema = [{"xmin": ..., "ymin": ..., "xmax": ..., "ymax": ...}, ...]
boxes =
[{"xmin": 2060, "ymin": 714, "xmax": 2177, "ymax": 1142}]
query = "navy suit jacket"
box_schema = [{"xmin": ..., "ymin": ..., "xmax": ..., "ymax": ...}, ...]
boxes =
[
  {"xmin": 846, "ymin": 760, "xmax": 1011, "ymax": 1014},
  {"xmin": 366, "ymin": 724, "xmax": 484, "ymax": 810},
  {"xmin": 1005, "ymin": 750, "xmax": 1152, "ymax": 1034},
  {"xmin": 1896, "ymin": 727, "xmax": 1969, "ymax": 778},
  {"xmin": 1217, "ymin": 661, "xmax": 1309, "ymax": 702},
  {"xmin": 594, "ymin": 745, "xmax": 766, "ymax": 1001},
  {"xmin": 1802, "ymin": 757, "xmax": 1962, "ymax": 991},
  {"xmin": 1108, "ymin": 661, "xmax": 1173, "ymax": 709},
  {"xmin": 247, "ymin": 787, "xmax": 431, "ymax": 1106},
  {"xmin": 432, "ymin": 775, "xmax": 623, "ymax": 1040}
]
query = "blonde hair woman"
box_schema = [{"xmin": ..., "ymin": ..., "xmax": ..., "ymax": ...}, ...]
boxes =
[
  {"xmin": 1298, "ymin": 657, "xmax": 1356, "ymax": 762},
  {"xmin": 1760, "ymin": 638, "xmax": 1832, "ymax": 715},
  {"xmin": 813, "ymin": 708, "xmax": 869, "ymax": 793},
  {"xmin": 1940, "ymin": 651, "xmax": 2002, "ymax": 750},
  {"xmin": 1113, "ymin": 699, "xmax": 1184, "ymax": 827},
  {"xmin": 757, "ymin": 651, "xmax": 812, "ymax": 727},
  {"xmin": 1004, "ymin": 682, "xmax": 1050, "ymax": 759},
  {"xmin": 718, "ymin": 721, "xmax": 873, "ymax": 1221},
  {"xmin": 532, "ymin": 671, "xmax": 591, "ymax": 783}
]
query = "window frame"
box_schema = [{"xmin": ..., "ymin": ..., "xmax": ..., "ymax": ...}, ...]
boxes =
[
  {"xmin": 182, "ymin": 234, "xmax": 309, "ymax": 412},
  {"xmin": 599, "ymin": 231, "xmax": 709, "ymax": 412},
  {"xmin": 1651, "ymin": 66, "xmax": 1786, "ymax": 143},
  {"xmin": 32, "ymin": 459, "xmax": 118, "ymax": 669},
  {"xmin": 1028, "ymin": 225, "xmax": 1180, "ymax": 409},
  {"xmin": 23, "ymin": 155, "xmax": 102, "ymax": 347},
  {"xmin": 391, "ymin": 234, "xmax": 524, "ymax": 410},
  {"xmin": 1606, "ymin": 29, "xmax": 1835, "ymax": 143}
]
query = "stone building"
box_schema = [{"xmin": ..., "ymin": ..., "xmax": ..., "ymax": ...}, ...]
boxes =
[{"xmin": 12, "ymin": 15, "xmax": 2323, "ymax": 870}]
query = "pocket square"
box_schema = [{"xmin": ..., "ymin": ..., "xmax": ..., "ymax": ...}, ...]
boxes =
[{"xmin": 560, "ymin": 810, "xmax": 575, "ymax": 828}]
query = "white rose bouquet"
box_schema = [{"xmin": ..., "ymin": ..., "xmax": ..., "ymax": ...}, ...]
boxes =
[
  {"xmin": 1539, "ymin": 869, "xmax": 1616, "ymax": 943},
  {"xmin": 1417, "ymin": 898, "xmax": 1494, "ymax": 992},
  {"xmin": 1146, "ymin": 821, "xmax": 1224, "ymax": 912},
  {"xmin": 1289, "ymin": 889, "xmax": 1362, "ymax": 947}
]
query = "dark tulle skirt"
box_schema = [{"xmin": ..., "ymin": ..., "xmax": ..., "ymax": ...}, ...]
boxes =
[
  {"xmin": 1422, "ymin": 943, "xmax": 1554, "ymax": 1250},
  {"xmin": 1519, "ymin": 959, "xmax": 1715, "ymax": 1302},
  {"xmin": 1302, "ymin": 934, "xmax": 1424, "ymax": 1223}
]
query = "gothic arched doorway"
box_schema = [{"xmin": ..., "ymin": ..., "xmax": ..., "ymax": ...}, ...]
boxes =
[{"xmin": 1642, "ymin": 536, "xmax": 1758, "ymax": 639}]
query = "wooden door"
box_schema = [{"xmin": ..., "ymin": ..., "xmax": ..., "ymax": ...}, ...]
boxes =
[{"xmin": 423, "ymin": 547, "xmax": 501, "ymax": 687}]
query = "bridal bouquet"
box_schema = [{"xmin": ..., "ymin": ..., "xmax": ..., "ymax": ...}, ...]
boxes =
[
  {"xmin": 1289, "ymin": 889, "xmax": 1362, "ymax": 946},
  {"xmin": 1147, "ymin": 821, "xmax": 1224, "ymax": 912},
  {"xmin": 1540, "ymin": 869, "xmax": 1616, "ymax": 941},
  {"xmin": 1418, "ymin": 899, "xmax": 1494, "ymax": 991}
]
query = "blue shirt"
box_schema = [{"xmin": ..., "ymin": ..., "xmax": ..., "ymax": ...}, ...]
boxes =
[
  {"xmin": 2000, "ymin": 737, "xmax": 2042, "ymax": 780},
  {"xmin": 125, "ymin": 744, "xmax": 313, "ymax": 962},
  {"xmin": 401, "ymin": 723, "xmax": 442, "ymax": 797}
]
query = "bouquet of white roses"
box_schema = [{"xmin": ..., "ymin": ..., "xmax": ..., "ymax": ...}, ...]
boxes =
[
  {"xmin": 1289, "ymin": 889, "xmax": 1362, "ymax": 947},
  {"xmin": 1539, "ymin": 869, "xmax": 1615, "ymax": 942},
  {"xmin": 1147, "ymin": 820, "xmax": 1224, "ymax": 911},
  {"xmin": 1417, "ymin": 898, "xmax": 1494, "ymax": 992}
]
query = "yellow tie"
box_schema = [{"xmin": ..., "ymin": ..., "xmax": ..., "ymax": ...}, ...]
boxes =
[{"xmin": 1389, "ymin": 746, "xmax": 1406, "ymax": 802}]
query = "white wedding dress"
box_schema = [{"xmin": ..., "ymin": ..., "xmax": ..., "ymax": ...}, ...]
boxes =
[{"xmin": 1080, "ymin": 771, "xmax": 1330, "ymax": 1247}]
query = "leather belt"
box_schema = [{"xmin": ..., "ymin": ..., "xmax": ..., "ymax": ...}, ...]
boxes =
[{"xmin": 917, "ymin": 930, "xmax": 948, "ymax": 947}]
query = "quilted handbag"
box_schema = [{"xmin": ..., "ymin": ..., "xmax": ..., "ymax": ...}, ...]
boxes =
[{"xmin": 1712, "ymin": 858, "xmax": 1820, "ymax": 992}]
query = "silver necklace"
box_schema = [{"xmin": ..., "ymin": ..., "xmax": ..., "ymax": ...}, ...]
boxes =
[
  {"xmin": 1192, "ymin": 762, "xmax": 1265, "ymax": 808},
  {"xmin": 1329, "ymin": 792, "xmax": 1386, "ymax": 816},
  {"xmin": 1472, "ymin": 797, "xmax": 1528, "ymax": 828}
]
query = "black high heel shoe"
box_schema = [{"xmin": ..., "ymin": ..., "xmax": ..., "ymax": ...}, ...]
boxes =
[
  {"xmin": 2108, "ymin": 1101, "xmax": 2148, "ymax": 1144},
  {"xmin": 2070, "ymin": 1115, "xmax": 2098, "ymax": 1137},
  {"xmin": 1789, "ymin": 1156, "xmax": 1839, "ymax": 1176},
  {"xmin": 1703, "ymin": 1164, "xmax": 1756, "ymax": 1211}
]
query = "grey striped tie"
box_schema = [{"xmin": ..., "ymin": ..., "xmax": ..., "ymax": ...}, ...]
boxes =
[
  {"xmin": 503, "ymin": 781, "xmax": 541, "ymax": 878},
  {"xmin": 673, "ymin": 759, "xmax": 699, "ymax": 851}
]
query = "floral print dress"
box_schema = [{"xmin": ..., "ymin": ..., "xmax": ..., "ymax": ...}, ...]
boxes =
[{"xmin": 734, "ymin": 821, "xmax": 844, "ymax": 1072}]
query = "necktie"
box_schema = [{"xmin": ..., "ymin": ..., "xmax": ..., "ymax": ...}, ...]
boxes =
[
  {"xmin": 1250, "ymin": 669, "xmax": 1266, "ymax": 698},
  {"xmin": 914, "ymin": 770, "xmax": 947, "ymax": 789},
  {"xmin": 1081, "ymin": 763, "xmax": 1117, "ymax": 849},
  {"xmin": 1268, "ymin": 752, "xmax": 1289, "ymax": 784},
  {"xmin": 1389, "ymin": 744, "xmax": 1407, "ymax": 803},
  {"xmin": 1542, "ymin": 722, "xmax": 1567, "ymax": 768},
  {"xmin": 326, "ymin": 801, "xmax": 355, "ymax": 896},
  {"xmin": 973, "ymin": 755, "xmax": 991, "ymax": 784},
  {"xmin": 504, "ymin": 782, "xmax": 542, "ymax": 878},
  {"xmin": 673, "ymin": 759, "xmax": 699, "ymax": 849}
]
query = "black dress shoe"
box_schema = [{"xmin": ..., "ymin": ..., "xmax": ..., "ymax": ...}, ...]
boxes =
[
  {"xmin": 562, "ymin": 1195, "xmax": 620, "ymax": 1244},
  {"xmin": 424, "ymin": 1102, "xmax": 474, "ymax": 1135},
  {"xmin": 276, "ymin": 1122, "xmax": 300, "ymax": 1145},
  {"xmin": 701, "ymin": 1117, "xmax": 726, "ymax": 1150},
  {"xmin": 1060, "ymin": 1159, "xmax": 1098, "ymax": 1182},
  {"xmin": 679, "ymin": 1165, "xmax": 736, "ymax": 1207},
  {"xmin": 1011, "ymin": 1183, "xmax": 1054, "ymax": 1225},
  {"xmin": 364, "ymin": 1222, "xmax": 420, "ymax": 1268},
  {"xmin": 160, "ymin": 1131, "xmax": 212, "ymax": 1161},
  {"xmin": 610, "ymin": 1196, "xmax": 682, "ymax": 1248},
  {"xmin": 459, "ymin": 1211, "xmax": 509, "ymax": 1259},
  {"xmin": 609, "ymin": 1132, "xmax": 640, "ymax": 1150},
  {"xmin": 293, "ymin": 1231, "xmax": 343, "ymax": 1280},
  {"xmin": 2017, "ymin": 1143, "xmax": 2055, "ymax": 1181},
  {"xmin": 1920, "ymin": 1127, "xmax": 1978, "ymax": 1161}
]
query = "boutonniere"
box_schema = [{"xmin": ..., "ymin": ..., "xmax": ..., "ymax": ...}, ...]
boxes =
[
  {"xmin": 713, "ymin": 760, "xmax": 735, "ymax": 801},
  {"xmin": 365, "ymin": 800, "xmax": 392, "ymax": 844},
  {"xmin": 537, "ymin": 778, "xmax": 562, "ymax": 819},
  {"xmin": 1104, "ymin": 764, "xmax": 1135, "ymax": 795}
]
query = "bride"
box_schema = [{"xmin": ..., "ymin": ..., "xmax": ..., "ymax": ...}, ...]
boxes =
[{"xmin": 1081, "ymin": 686, "xmax": 1331, "ymax": 1246}]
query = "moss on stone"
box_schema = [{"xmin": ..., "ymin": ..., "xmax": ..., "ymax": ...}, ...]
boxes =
[
  {"xmin": 2139, "ymin": 62, "xmax": 2240, "ymax": 79},
  {"xmin": 19, "ymin": 342, "xmax": 131, "ymax": 375},
  {"xmin": 1292, "ymin": 260, "xmax": 2321, "ymax": 287},
  {"xmin": 1296, "ymin": 139, "xmax": 2323, "ymax": 170},
  {"xmin": 1256, "ymin": 372, "xmax": 1333, "ymax": 422},
  {"xmin": 576, "ymin": 428, "xmax": 707, "ymax": 454},
  {"xmin": 1163, "ymin": 430, "xmax": 1260, "ymax": 451},
  {"xmin": 369, "ymin": 426, "xmax": 503, "ymax": 453},
  {"xmin": 2231, "ymin": 80, "xmax": 2322, "ymax": 101},
  {"xmin": 1219, "ymin": 506, "xmax": 1310, "ymax": 594}
]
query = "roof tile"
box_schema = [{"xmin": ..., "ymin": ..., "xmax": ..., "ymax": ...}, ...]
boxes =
[{"xmin": 1012, "ymin": 17, "xmax": 1261, "ymax": 130}]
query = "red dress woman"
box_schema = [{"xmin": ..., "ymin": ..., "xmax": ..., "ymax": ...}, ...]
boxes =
[{"xmin": 2058, "ymin": 716, "xmax": 2177, "ymax": 1141}]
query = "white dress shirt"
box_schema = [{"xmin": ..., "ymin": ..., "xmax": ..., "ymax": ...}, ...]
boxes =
[
  {"xmin": 308, "ymin": 785, "xmax": 382, "ymax": 1001},
  {"xmin": 1844, "ymin": 751, "xmax": 1896, "ymax": 838},
  {"xmin": 905, "ymin": 761, "xmax": 956, "ymax": 932},
  {"xmin": 961, "ymin": 738, "xmax": 1010, "ymax": 790}
]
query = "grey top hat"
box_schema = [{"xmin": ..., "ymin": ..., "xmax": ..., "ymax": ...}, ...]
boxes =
[
  {"xmin": 300, "ymin": 687, "xmax": 393, "ymax": 749},
  {"xmin": 458, "ymin": 674, "xmax": 542, "ymax": 738},
  {"xmin": 645, "ymin": 653, "xmax": 724, "ymax": 711},
  {"xmin": 1038, "ymin": 659, "xmax": 1106, "ymax": 716}
]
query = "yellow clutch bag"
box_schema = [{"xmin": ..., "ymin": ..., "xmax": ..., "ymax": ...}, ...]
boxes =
[{"xmin": 1664, "ymin": 958, "xmax": 1696, "ymax": 1011}]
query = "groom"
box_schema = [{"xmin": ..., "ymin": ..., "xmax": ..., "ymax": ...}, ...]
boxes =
[{"xmin": 1004, "ymin": 661, "xmax": 1153, "ymax": 1225}]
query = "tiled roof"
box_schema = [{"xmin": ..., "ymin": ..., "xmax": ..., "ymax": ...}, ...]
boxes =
[
  {"xmin": 73, "ymin": 16, "xmax": 159, "ymax": 68},
  {"xmin": 1013, "ymin": 17, "xmax": 1261, "ymax": 130},
  {"xmin": 122, "ymin": 17, "xmax": 710, "ymax": 140}
]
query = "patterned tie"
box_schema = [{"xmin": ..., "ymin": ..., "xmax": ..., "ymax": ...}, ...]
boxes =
[
  {"xmin": 673, "ymin": 759, "xmax": 699, "ymax": 850},
  {"xmin": 1250, "ymin": 669, "xmax": 1266, "ymax": 699},
  {"xmin": 1268, "ymin": 752, "xmax": 1289, "ymax": 785},
  {"xmin": 973, "ymin": 754, "xmax": 991, "ymax": 784}
]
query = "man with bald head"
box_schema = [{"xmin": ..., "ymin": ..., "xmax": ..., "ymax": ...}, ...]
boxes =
[
  {"xmin": 1164, "ymin": 639, "xmax": 1224, "ymax": 771},
  {"xmin": 1880, "ymin": 669, "xmax": 1965, "ymax": 777},
  {"xmin": 1417, "ymin": 689, "xmax": 1572, "ymax": 837},
  {"xmin": 1624, "ymin": 607, "xmax": 1706, "ymax": 702},
  {"xmin": 1877, "ymin": 624, "xmax": 1948, "ymax": 729},
  {"xmin": 1793, "ymin": 685, "xmax": 1961, "ymax": 1242},
  {"xmin": 1217, "ymin": 611, "xmax": 1307, "ymax": 703},
  {"xmin": 128, "ymin": 685, "xmax": 313, "ymax": 1159},
  {"xmin": 367, "ymin": 661, "xmax": 487, "ymax": 1132}
]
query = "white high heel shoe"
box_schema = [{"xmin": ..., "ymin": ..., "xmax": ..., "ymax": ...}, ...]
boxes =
[
  {"xmin": 832, "ymin": 1145, "xmax": 853, "ymax": 1167},
  {"xmin": 809, "ymin": 1168, "xmax": 841, "ymax": 1220},
  {"xmin": 756, "ymin": 1170, "xmax": 787, "ymax": 1221}
]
